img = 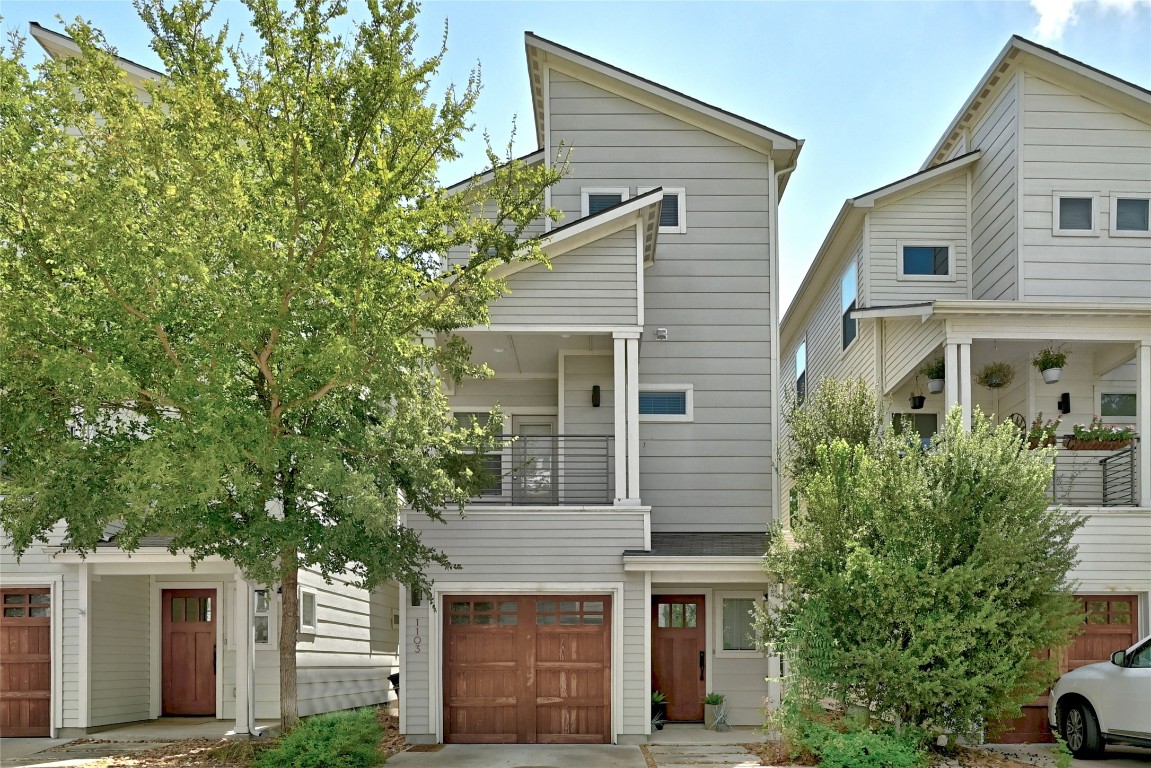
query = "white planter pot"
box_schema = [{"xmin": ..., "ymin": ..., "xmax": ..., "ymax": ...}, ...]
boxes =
[
  {"xmin": 1041, "ymin": 367, "xmax": 1062, "ymax": 384},
  {"xmin": 927, "ymin": 378, "xmax": 945, "ymax": 394}
]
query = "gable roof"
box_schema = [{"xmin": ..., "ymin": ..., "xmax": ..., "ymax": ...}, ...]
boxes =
[
  {"xmin": 29, "ymin": 21, "xmax": 165, "ymax": 83},
  {"xmin": 524, "ymin": 32, "xmax": 802, "ymax": 190},
  {"xmin": 924, "ymin": 35, "xmax": 1151, "ymax": 170}
]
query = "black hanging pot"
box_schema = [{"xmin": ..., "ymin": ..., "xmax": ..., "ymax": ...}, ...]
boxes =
[{"xmin": 909, "ymin": 395, "xmax": 926, "ymax": 410}]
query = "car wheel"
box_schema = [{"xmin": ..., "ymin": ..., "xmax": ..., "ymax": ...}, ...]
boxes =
[{"xmin": 1060, "ymin": 699, "xmax": 1103, "ymax": 759}]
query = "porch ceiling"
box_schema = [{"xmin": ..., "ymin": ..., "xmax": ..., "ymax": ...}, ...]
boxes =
[{"xmin": 460, "ymin": 331, "xmax": 613, "ymax": 376}]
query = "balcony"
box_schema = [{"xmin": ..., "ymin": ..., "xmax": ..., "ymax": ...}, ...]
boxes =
[
  {"xmin": 1049, "ymin": 437, "xmax": 1139, "ymax": 507},
  {"xmin": 466, "ymin": 434, "xmax": 614, "ymax": 506}
]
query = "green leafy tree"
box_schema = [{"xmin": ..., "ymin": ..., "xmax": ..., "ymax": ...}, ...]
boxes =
[
  {"xmin": 0, "ymin": 0, "xmax": 561, "ymax": 728},
  {"xmin": 761, "ymin": 380, "xmax": 1083, "ymax": 742}
]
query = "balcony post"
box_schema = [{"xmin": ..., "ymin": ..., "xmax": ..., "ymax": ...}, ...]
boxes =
[
  {"xmin": 1139, "ymin": 343, "xmax": 1150, "ymax": 507},
  {"xmin": 959, "ymin": 342, "xmax": 972, "ymax": 431},
  {"xmin": 614, "ymin": 336, "xmax": 627, "ymax": 502},
  {"xmin": 945, "ymin": 342, "xmax": 960, "ymax": 420},
  {"xmin": 626, "ymin": 337, "xmax": 641, "ymax": 502}
]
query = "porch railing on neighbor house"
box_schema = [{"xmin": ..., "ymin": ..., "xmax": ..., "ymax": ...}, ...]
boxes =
[
  {"xmin": 1049, "ymin": 436, "xmax": 1139, "ymax": 507},
  {"xmin": 466, "ymin": 434, "xmax": 613, "ymax": 506}
]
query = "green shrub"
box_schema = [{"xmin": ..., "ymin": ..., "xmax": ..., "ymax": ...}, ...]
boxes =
[
  {"xmin": 801, "ymin": 721, "xmax": 925, "ymax": 768},
  {"xmin": 254, "ymin": 708, "xmax": 383, "ymax": 768}
]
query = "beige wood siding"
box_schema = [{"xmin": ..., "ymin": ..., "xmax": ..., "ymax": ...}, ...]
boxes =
[
  {"xmin": 89, "ymin": 576, "xmax": 150, "ymax": 726},
  {"xmin": 970, "ymin": 76, "xmax": 1020, "ymax": 301},
  {"xmin": 488, "ymin": 227, "xmax": 638, "ymax": 326},
  {"xmin": 563, "ymin": 354, "xmax": 614, "ymax": 435},
  {"xmin": 1020, "ymin": 73, "xmax": 1151, "ymax": 302},
  {"xmin": 1070, "ymin": 509, "xmax": 1151, "ymax": 594},
  {"xmin": 883, "ymin": 317, "xmax": 946, "ymax": 394},
  {"xmin": 450, "ymin": 377, "xmax": 557, "ymax": 412}
]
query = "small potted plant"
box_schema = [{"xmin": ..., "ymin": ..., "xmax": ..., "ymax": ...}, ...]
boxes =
[
  {"xmin": 702, "ymin": 692, "xmax": 724, "ymax": 730},
  {"xmin": 1026, "ymin": 413, "xmax": 1060, "ymax": 449},
  {"xmin": 1065, "ymin": 416, "xmax": 1136, "ymax": 450},
  {"xmin": 651, "ymin": 691, "xmax": 667, "ymax": 731},
  {"xmin": 1032, "ymin": 346, "xmax": 1070, "ymax": 384},
  {"xmin": 909, "ymin": 377, "xmax": 926, "ymax": 410},
  {"xmin": 976, "ymin": 361, "xmax": 1015, "ymax": 390},
  {"xmin": 920, "ymin": 357, "xmax": 945, "ymax": 394}
]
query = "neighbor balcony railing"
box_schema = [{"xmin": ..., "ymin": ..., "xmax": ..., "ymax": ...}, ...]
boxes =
[
  {"xmin": 1048, "ymin": 436, "xmax": 1139, "ymax": 507},
  {"xmin": 465, "ymin": 434, "xmax": 613, "ymax": 506}
]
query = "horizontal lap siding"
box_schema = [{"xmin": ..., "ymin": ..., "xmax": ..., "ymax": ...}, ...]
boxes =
[
  {"xmin": 489, "ymin": 227, "xmax": 638, "ymax": 326},
  {"xmin": 450, "ymin": 378, "xmax": 557, "ymax": 411},
  {"xmin": 545, "ymin": 70, "xmax": 775, "ymax": 531},
  {"xmin": 1020, "ymin": 73, "xmax": 1151, "ymax": 302},
  {"xmin": 869, "ymin": 178, "xmax": 970, "ymax": 303},
  {"xmin": 883, "ymin": 317, "xmax": 945, "ymax": 393},
  {"xmin": 296, "ymin": 570, "xmax": 397, "ymax": 717},
  {"xmin": 1070, "ymin": 510, "xmax": 1151, "ymax": 593},
  {"xmin": 970, "ymin": 77, "xmax": 1019, "ymax": 301},
  {"xmin": 89, "ymin": 576, "xmax": 150, "ymax": 726}
]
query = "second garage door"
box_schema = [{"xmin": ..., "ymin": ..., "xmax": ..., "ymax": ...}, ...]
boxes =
[{"xmin": 443, "ymin": 595, "xmax": 611, "ymax": 744}]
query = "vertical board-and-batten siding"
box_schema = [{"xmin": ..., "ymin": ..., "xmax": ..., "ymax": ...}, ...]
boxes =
[
  {"xmin": 1020, "ymin": 73, "xmax": 1151, "ymax": 302},
  {"xmin": 869, "ymin": 177, "xmax": 970, "ymax": 304},
  {"xmin": 969, "ymin": 75, "xmax": 1020, "ymax": 301},
  {"xmin": 88, "ymin": 576, "xmax": 150, "ymax": 726},
  {"xmin": 546, "ymin": 67, "xmax": 773, "ymax": 531},
  {"xmin": 296, "ymin": 570, "xmax": 397, "ymax": 717},
  {"xmin": 487, "ymin": 227, "xmax": 638, "ymax": 326}
]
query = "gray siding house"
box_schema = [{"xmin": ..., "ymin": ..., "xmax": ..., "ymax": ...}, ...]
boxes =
[
  {"xmin": 399, "ymin": 33, "xmax": 801, "ymax": 744},
  {"xmin": 780, "ymin": 36, "xmax": 1150, "ymax": 743}
]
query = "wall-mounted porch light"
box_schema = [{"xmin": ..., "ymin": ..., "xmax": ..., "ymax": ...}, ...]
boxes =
[{"xmin": 592, "ymin": 385, "xmax": 601, "ymax": 408}]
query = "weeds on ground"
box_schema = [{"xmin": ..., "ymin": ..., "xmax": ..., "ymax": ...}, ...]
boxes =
[{"xmin": 253, "ymin": 708, "xmax": 383, "ymax": 768}]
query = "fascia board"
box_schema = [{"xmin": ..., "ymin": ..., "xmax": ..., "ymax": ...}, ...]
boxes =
[
  {"xmin": 622, "ymin": 556, "xmax": 766, "ymax": 572},
  {"xmin": 30, "ymin": 22, "xmax": 164, "ymax": 83},
  {"xmin": 850, "ymin": 303, "xmax": 935, "ymax": 320},
  {"xmin": 854, "ymin": 151, "xmax": 981, "ymax": 208}
]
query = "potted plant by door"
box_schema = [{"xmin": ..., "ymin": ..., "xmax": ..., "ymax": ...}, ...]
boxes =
[
  {"xmin": 702, "ymin": 692, "xmax": 724, "ymax": 730},
  {"xmin": 1026, "ymin": 413, "xmax": 1060, "ymax": 449},
  {"xmin": 1032, "ymin": 346, "xmax": 1070, "ymax": 384},
  {"xmin": 651, "ymin": 691, "xmax": 667, "ymax": 731},
  {"xmin": 920, "ymin": 357, "xmax": 945, "ymax": 394}
]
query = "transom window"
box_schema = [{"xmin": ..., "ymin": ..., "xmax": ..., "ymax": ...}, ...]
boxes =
[
  {"xmin": 2, "ymin": 590, "xmax": 50, "ymax": 619},
  {"xmin": 841, "ymin": 263, "xmax": 857, "ymax": 349},
  {"xmin": 1054, "ymin": 193, "xmax": 1097, "ymax": 235},
  {"xmin": 172, "ymin": 595, "xmax": 212, "ymax": 623},
  {"xmin": 900, "ymin": 243, "xmax": 952, "ymax": 279},
  {"xmin": 581, "ymin": 188, "xmax": 629, "ymax": 218},
  {"xmin": 657, "ymin": 601, "xmax": 697, "ymax": 628},
  {"xmin": 638, "ymin": 386, "xmax": 693, "ymax": 422},
  {"xmin": 536, "ymin": 599, "xmax": 604, "ymax": 625},
  {"xmin": 449, "ymin": 599, "xmax": 519, "ymax": 626},
  {"xmin": 1112, "ymin": 195, "xmax": 1150, "ymax": 235}
]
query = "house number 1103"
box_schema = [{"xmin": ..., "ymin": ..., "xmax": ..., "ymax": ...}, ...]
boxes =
[{"xmin": 413, "ymin": 618, "xmax": 422, "ymax": 653}]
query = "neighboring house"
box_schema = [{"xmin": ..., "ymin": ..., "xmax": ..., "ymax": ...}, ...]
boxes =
[
  {"xmin": 780, "ymin": 36, "xmax": 1151, "ymax": 743},
  {"xmin": 0, "ymin": 23, "xmax": 400, "ymax": 740},
  {"xmin": 398, "ymin": 33, "xmax": 801, "ymax": 744}
]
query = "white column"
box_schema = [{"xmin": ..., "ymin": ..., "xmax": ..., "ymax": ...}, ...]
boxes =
[
  {"xmin": 77, "ymin": 563, "xmax": 90, "ymax": 729},
  {"xmin": 1138, "ymin": 344, "xmax": 1150, "ymax": 507},
  {"xmin": 626, "ymin": 337, "xmax": 641, "ymax": 503},
  {"xmin": 945, "ymin": 342, "xmax": 960, "ymax": 419},
  {"xmin": 959, "ymin": 342, "xmax": 972, "ymax": 431},
  {"xmin": 232, "ymin": 577, "xmax": 253, "ymax": 735},
  {"xmin": 613, "ymin": 336, "xmax": 627, "ymax": 503}
]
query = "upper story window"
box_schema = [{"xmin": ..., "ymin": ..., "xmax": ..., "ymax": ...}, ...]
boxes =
[
  {"xmin": 841, "ymin": 263, "xmax": 857, "ymax": 350},
  {"xmin": 581, "ymin": 188, "xmax": 629, "ymax": 218},
  {"xmin": 1111, "ymin": 194, "xmax": 1150, "ymax": 236},
  {"xmin": 899, "ymin": 242, "xmax": 953, "ymax": 280},
  {"xmin": 795, "ymin": 340, "xmax": 807, "ymax": 405},
  {"xmin": 639, "ymin": 187, "xmax": 687, "ymax": 233},
  {"xmin": 638, "ymin": 385, "xmax": 693, "ymax": 422},
  {"xmin": 1053, "ymin": 193, "xmax": 1097, "ymax": 236},
  {"xmin": 299, "ymin": 589, "xmax": 317, "ymax": 633}
]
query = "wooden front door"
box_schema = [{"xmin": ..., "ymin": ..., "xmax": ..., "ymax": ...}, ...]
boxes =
[
  {"xmin": 0, "ymin": 588, "xmax": 51, "ymax": 737},
  {"xmin": 652, "ymin": 595, "xmax": 706, "ymax": 721},
  {"xmin": 443, "ymin": 595, "xmax": 611, "ymax": 744},
  {"xmin": 162, "ymin": 589, "xmax": 216, "ymax": 716}
]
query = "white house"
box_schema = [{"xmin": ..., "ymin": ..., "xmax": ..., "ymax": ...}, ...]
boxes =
[
  {"xmin": 396, "ymin": 33, "xmax": 802, "ymax": 745},
  {"xmin": 780, "ymin": 35, "xmax": 1151, "ymax": 743}
]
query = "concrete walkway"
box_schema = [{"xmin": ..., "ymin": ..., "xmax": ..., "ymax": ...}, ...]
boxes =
[{"xmin": 386, "ymin": 744, "xmax": 646, "ymax": 767}]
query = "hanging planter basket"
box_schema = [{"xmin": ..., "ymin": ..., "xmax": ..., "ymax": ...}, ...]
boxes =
[
  {"xmin": 1041, "ymin": 367, "xmax": 1063, "ymax": 384},
  {"xmin": 927, "ymin": 378, "xmax": 945, "ymax": 394},
  {"xmin": 1032, "ymin": 347, "xmax": 1070, "ymax": 385},
  {"xmin": 910, "ymin": 395, "xmax": 926, "ymax": 410},
  {"xmin": 976, "ymin": 362, "xmax": 1016, "ymax": 390}
]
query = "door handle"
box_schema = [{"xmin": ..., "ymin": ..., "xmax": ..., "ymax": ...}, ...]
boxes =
[
  {"xmin": 213, "ymin": 644, "xmax": 217, "ymax": 675},
  {"xmin": 699, "ymin": 650, "xmax": 705, "ymax": 681}
]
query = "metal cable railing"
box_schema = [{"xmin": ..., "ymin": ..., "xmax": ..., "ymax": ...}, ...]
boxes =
[{"xmin": 465, "ymin": 434, "xmax": 613, "ymax": 505}]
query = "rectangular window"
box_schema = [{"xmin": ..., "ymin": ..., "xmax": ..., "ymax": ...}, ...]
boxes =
[
  {"xmin": 841, "ymin": 264, "xmax": 857, "ymax": 350},
  {"xmin": 639, "ymin": 187, "xmax": 687, "ymax": 233},
  {"xmin": 899, "ymin": 243, "xmax": 952, "ymax": 279},
  {"xmin": 581, "ymin": 188, "xmax": 629, "ymax": 218},
  {"xmin": 300, "ymin": 589, "xmax": 317, "ymax": 633},
  {"xmin": 1112, "ymin": 195, "xmax": 1150, "ymax": 235},
  {"xmin": 795, "ymin": 341, "xmax": 807, "ymax": 405},
  {"xmin": 455, "ymin": 412, "xmax": 504, "ymax": 496},
  {"xmin": 716, "ymin": 593, "xmax": 762, "ymax": 657},
  {"xmin": 893, "ymin": 413, "xmax": 939, "ymax": 449},
  {"xmin": 638, "ymin": 385, "xmax": 693, "ymax": 422},
  {"xmin": 1054, "ymin": 193, "xmax": 1097, "ymax": 235},
  {"xmin": 253, "ymin": 588, "xmax": 271, "ymax": 644},
  {"xmin": 1100, "ymin": 392, "xmax": 1136, "ymax": 419}
]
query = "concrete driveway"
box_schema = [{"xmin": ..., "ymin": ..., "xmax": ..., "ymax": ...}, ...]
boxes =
[
  {"xmin": 385, "ymin": 743, "xmax": 646, "ymax": 767},
  {"xmin": 984, "ymin": 743, "xmax": 1151, "ymax": 767}
]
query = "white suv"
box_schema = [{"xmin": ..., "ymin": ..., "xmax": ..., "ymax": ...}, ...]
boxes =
[{"xmin": 1049, "ymin": 635, "xmax": 1151, "ymax": 758}]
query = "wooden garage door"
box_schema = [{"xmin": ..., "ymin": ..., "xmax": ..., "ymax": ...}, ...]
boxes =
[
  {"xmin": 991, "ymin": 594, "xmax": 1139, "ymax": 744},
  {"xmin": 0, "ymin": 588, "xmax": 51, "ymax": 737},
  {"xmin": 443, "ymin": 595, "xmax": 610, "ymax": 744}
]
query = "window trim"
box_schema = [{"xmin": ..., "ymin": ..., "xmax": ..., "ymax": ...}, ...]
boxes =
[
  {"xmin": 897, "ymin": 240, "xmax": 955, "ymax": 281},
  {"xmin": 638, "ymin": 384, "xmax": 694, "ymax": 422},
  {"xmin": 299, "ymin": 588, "xmax": 318, "ymax": 634},
  {"xmin": 1109, "ymin": 193, "xmax": 1151, "ymax": 237},
  {"xmin": 581, "ymin": 187, "xmax": 630, "ymax": 218},
  {"xmin": 715, "ymin": 591, "xmax": 764, "ymax": 659},
  {"xmin": 1052, "ymin": 192, "xmax": 1099, "ymax": 236},
  {"xmin": 638, "ymin": 186, "xmax": 687, "ymax": 233},
  {"xmin": 841, "ymin": 262, "xmax": 858, "ymax": 351}
]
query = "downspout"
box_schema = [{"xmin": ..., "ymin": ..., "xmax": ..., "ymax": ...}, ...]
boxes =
[{"xmin": 769, "ymin": 149, "xmax": 800, "ymax": 529}]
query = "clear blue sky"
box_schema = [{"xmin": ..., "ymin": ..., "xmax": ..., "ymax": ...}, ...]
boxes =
[{"xmin": 4, "ymin": 0, "xmax": 1149, "ymax": 310}]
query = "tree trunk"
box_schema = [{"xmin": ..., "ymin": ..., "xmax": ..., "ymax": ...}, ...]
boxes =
[{"xmin": 279, "ymin": 547, "xmax": 300, "ymax": 730}]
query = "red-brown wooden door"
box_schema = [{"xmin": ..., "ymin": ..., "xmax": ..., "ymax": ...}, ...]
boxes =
[
  {"xmin": 652, "ymin": 595, "xmax": 705, "ymax": 721},
  {"xmin": 0, "ymin": 588, "xmax": 52, "ymax": 736},
  {"xmin": 162, "ymin": 589, "xmax": 216, "ymax": 716},
  {"xmin": 443, "ymin": 595, "xmax": 610, "ymax": 744}
]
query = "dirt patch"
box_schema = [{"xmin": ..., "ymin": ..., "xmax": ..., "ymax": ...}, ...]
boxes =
[{"xmin": 640, "ymin": 744, "xmax": 658, "ymax": 768}]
